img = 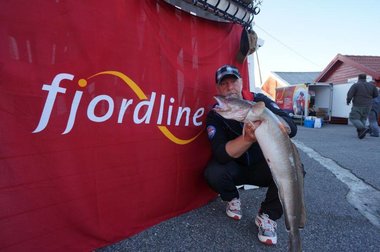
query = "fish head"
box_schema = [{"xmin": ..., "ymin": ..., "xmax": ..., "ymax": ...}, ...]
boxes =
[{"xmin": 213, "ymin": 95, "xmax": 252, "ymax": 122}]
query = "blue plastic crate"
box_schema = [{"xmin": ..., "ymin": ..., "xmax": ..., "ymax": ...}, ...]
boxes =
[{"xmin": 304, "ymin": 119, "xmax": 314, "ymax": 128}]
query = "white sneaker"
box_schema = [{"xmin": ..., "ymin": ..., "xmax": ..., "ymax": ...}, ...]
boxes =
[
  {"xmin": 255, "ymin": 213, "xmax": 277, "ymax": 245},
  {"xmin": 226, "ymin": 198, "xmax": 242, "ymax": 220}
]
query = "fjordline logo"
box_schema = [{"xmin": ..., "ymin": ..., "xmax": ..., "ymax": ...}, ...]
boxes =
[{"xmin": 33, "ymin": 71, "xmax": 205, "ymax": 145}]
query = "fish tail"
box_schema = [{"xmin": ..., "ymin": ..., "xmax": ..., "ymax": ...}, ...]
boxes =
[
  {"xmin": 291, "ymin": 142, "xmax": 307, "ymax": 228},
  {"xmin": 288, "ymin": 229, "xmax": 302, "ymax": 252}
]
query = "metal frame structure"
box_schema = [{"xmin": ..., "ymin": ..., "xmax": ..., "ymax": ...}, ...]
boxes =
[{"xmin": 163, "ymin": 0, "xmax": 262, "ymax": 28}]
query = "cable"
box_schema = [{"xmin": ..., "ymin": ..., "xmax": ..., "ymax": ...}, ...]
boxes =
[
  {"xmin": 255, "ymin": 49, "xmax": 263, "ymax": 85},
  {"xmin": 254, "ymin": 24, "xmax": 322, "ymax": 68}
]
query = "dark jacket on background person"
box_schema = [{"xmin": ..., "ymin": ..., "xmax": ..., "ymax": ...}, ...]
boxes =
[
  {"xmin": 206, "ymin": 92, "xmax": 297, "ymax": 166},
  {"xmin": 347, "ymin": 79, "xmax": 378, "ymax": 106}
]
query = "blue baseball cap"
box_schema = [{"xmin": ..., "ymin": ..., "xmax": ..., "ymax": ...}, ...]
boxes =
[{"xmin": 215, "ymin": 65, "xmax": 241, "ymax": 84}]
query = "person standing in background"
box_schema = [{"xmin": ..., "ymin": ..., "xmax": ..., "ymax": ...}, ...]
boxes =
[
  {"xmin": 368, "ymin": 84, "xmax": 380, "ymax": 137},
  {"xmin": 346, "ymin": 74, "xmax": 378, "ymax": 139}
]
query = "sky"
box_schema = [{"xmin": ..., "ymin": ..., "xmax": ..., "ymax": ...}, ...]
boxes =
[{"xmin": 251, "ymin": 0, "xmax": 380, "ymax": 86}]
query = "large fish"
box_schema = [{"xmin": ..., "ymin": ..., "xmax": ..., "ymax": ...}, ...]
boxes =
[{"xmin": 213, "ymin": 95, "xmax": 306, "ymax": 252}]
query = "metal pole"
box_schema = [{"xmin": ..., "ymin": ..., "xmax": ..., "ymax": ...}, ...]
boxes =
[{"xmin": 255, "ymin": 48, "xmax": 263, "ymax": 85}]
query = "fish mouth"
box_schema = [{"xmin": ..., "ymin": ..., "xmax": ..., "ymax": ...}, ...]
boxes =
[
  {"xmin": 225, "ymin": 93, "xmax": 239, "ymax": 99},
  {"xmin": 213, "ymin": 96, "xmax": 229, "ymax": 112}
]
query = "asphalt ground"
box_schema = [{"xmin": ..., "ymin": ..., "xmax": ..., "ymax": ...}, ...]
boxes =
[{"xmin": 97, "ymin": 123, "xmax": 380, "ymax": 252}]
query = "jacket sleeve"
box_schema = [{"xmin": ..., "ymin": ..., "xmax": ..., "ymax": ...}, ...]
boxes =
[
  {"xmin": 373, "ymin": 86, "xmax": 379, "ymax": 98},
  {"xmin": 346, "ymin": 84, "xmax": 356, "ymax": 104},
  {"xmin": 205, "ymin": 110, "xmax": 235, "ymax": 164},
  {"xmin": 255, "ymin": 93, "xmax": 298, "ymax": 138}
]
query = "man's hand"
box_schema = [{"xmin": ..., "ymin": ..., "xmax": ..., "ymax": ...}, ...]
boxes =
[
  {"xmin": 225, "ymin": 120, "xmax": 262, "ymax": 158},
  {"xmin": 243, "ymin": 121, "xmax": 262, "ymax": 142}
]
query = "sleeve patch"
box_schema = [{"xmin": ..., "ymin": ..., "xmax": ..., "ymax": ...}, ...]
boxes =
[{"xmin": 207, "ymin": 125, "xmax": 216, "ymax": 139}]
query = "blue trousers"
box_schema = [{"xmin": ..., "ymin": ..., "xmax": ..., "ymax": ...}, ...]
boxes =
[{"xmin": 369, "ymin": 110, "xmax": 379, "ymax": 137}]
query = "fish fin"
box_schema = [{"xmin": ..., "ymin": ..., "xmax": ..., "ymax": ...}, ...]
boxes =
[
  {"xmin": 252, "ymin": 101, "xmax": 265, "ymax": 114},
  {"xmin": 290, "ymin": 141, "xmax": 307, "ymax": 228},
  {"xmin": 248, "ymin": 120, "xmax": 255, "ymax": 128},
  {"xmin": 281, "ymin": 205, "xmax": 290, "ymax": 232},
  {"xmin": 276, "ymin": 115, "xmax": 291, "ymax": 134},
  {"xmin": 284, "ymin": 209, "xmax": 291, "ymax": 231}
]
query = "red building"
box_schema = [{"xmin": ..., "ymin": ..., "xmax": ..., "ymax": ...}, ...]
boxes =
[
  {"xmin": 315, "ymin": 54, "xmax": 380, "ymax": 123},
  {"xmin": 315, "ymin": 54, "xmax": 380, "ymax": 87}
]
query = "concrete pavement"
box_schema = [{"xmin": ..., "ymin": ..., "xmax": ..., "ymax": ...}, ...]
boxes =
[{"xmin": 97, "ymin": 124, "xmax": 380, "ymax": 252}]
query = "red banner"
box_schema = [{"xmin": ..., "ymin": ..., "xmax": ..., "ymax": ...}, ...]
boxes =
[{"xmin": 0, "ymin": 1, "xmax": 246, "ymax": 251}]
